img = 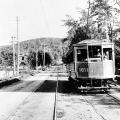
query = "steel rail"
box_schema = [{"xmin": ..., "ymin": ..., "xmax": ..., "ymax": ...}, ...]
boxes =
[
  {"xmin": 82, "ymin": 95, "xmax": 109, "ymax": 120},
  {"xmin": 53, "ymin": 66, "xmax": 59, "ymax": 120},
  {"xmin": 106, "ymin": 93, "xmax": 120, "ymax": 105}
]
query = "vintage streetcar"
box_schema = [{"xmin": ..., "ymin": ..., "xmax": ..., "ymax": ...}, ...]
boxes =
[{"xmin": 66, "ymin": 39, "xmax": 115, "ymax": 91}]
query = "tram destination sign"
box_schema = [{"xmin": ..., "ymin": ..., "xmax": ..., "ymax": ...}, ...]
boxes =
[{"xmin": 77, "ymin": 63, "xmax": 88, "ymax": 77}]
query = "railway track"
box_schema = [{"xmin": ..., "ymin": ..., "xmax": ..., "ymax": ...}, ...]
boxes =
[
  {"xmin": 53, "ymin": 65, "xmax": 68, "ymax": 120},
  {"xmin": 53, "ymin": 67, "xmax": 59, "ymax": 120},
  {"xmin": 82, "ymin": 95, "xmax": 109, "ymax": 120},
  {"xmin": 53, "ymin": 66, "xmax": 120, "ymax": 120},
  {"xmin": 82, "ymin": 92, "xmax": 120, "ymax": 120},
  {"xmin": 106, "ymin": 93, "xmax": 120, "ymax": 105}
]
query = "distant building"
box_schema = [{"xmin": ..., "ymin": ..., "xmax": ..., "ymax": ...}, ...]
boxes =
[{"xmin": 19, "ymin": 53, "xmax": 28, "ymax": 69}]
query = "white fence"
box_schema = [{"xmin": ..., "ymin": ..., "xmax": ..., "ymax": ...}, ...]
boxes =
[{"xmin": 0, "ymin": 71, "xmax": 14, "ymax": 79}]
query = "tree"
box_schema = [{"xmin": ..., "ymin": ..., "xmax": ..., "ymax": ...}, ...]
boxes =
[
  {"xmin": 90, "ymin": 0, "xmax": 118, "ymax": 41},
  {"xmin": 38, "ymin": 51, "xmax": 52, "ymax": 66},
  {"xmin": 63, "ymin": 15, "xmax": 89, "ymax": 48},
  {"xmin": 27, "ymin": 50, "xmax": 36, "ymax": 69},
  {"xmin": 0, "ymin": 49, "xmax": 14, "ymax": 67},
  {"xmin": 27, "ymin": 50, "xmax": 52, "ymax": 69}
]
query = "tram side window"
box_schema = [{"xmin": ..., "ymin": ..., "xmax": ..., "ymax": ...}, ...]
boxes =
[
  {"xmin": 88, "ymin": 46, "xmax": 102, "ymax": 61},
  {"xmin": 103, "ymin": 48, "xmax": 112, "ymax": 60},
  {"xmin": 77, "ymin": 49, "xmax": 87, "ymax": 62}
]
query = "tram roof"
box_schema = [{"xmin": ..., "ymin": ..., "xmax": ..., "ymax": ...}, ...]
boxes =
[
  {"xmin": 73, "ymin": 39, "xmax": 113, "ymax": 46},
  {"xmin": 65, "ymin": 39, "xmax": 113, "ymax": 57}
]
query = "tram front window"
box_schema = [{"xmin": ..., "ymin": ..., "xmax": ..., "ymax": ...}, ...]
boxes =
[
  {"xmin": 103, "ymin": 48, "xmax": 112, "ymax": 60},
  {"xmin": 77, "ymin": 49, "xmax": 87, "ymax": 62},
  {"xmin": 88, "ymin": 46, "xmax": 102, "ymax": 62}
]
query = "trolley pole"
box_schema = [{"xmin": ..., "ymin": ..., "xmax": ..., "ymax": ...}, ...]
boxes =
[
  {"xmin": 17, "ymin": 16, "xmax": 19, "ymax": 76},
  {"xmin": 12, "ymin": 36, "xmax": 16, "ymax": 76}
]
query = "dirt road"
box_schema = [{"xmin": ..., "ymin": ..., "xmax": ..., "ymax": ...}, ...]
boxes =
[
  {"xmin": 0, "ymin": 66, "xmax": 58, "ymax": 120},
  {"xmin": 1, "ymin": 65, "xmax": 120, "ymax": 120}
]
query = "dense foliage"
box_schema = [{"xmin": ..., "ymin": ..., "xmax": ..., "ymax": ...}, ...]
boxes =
[
  {"xmin": 27, "ymin": 50, "xmax": 52, "ymax": 69},
  {"xmin": 63, "ymin": 0, "xmax": 120, "ymax": 53}
]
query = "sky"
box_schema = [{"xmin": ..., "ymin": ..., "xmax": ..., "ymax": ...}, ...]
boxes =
[{"xmin": 0, "ymin": 0, "xmax": 88, "ymax": 46}]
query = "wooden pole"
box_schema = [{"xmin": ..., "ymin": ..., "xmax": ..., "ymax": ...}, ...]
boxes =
[
  {"xmin": 36, "ymin": 50, "xmax": 38, "ymax": 70},
  {"xmin": 17, "ymin": 16, "xmax": 19, "ymax": 76},
  {"xmin": 43, "ymin": 44, "xmax": 45, "ymax": 67},
  {"xmin": 12, "ymin": 36, "xmax": 16, "ymax": 76}
]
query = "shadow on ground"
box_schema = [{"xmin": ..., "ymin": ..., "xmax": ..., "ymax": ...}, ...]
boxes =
[
  {"xmin": 57, "ymin": 81, "xmax": 120, "ymax": 108},
  {"xmin": 0, "ymin": 78, "xmax": 109, "ymax": 94},
  {"xmin": 35, "ymin": 80, "xmax": 107, "ymax": 94},
  {"xmin": 0, "ymin": 79, "xmax": 119, "ymax": 107},
  {"xmin": 0, "ymin": 78, "xmax": 20, "ymax": 89},
  {"xmin": 35, "ymin": 80, "xmax": 120, "ymax": 108},
  {"xmin": 35, "ymin": 80, "xmax": 75, "ymax": 93},
  {"xmin": 35, "ymin": 80, "xmax": 57, "ymax": 92}
]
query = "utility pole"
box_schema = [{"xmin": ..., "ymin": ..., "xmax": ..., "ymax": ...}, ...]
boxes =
[
  {"xmin": 36, "ymin": 40, "xmax": 39, "ymax": 70},
  {"xmin": 16, "ymin": 16, "xmax": 19, "ymax": 76},
  {"xmin": 11, "ymin": 36, "xmax": 16, "ymax": 76},
  {"xmin": 87, "ymin": 0, "xmax": 90, "ymax": 34},
  {"xmin": 36, "ymin": 49, "xmax": 38, "ymax": 70},
  {"xmin": 43, "ymin": 44, "xmax": 45, "ymax": 67}
]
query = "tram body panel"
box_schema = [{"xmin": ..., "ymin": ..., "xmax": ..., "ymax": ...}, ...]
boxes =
[
  {"xmin": 88, "ymin": 62, "xmax": 103, "ymax": 79},
  {"xmin": 103, "ymin": 61, "xmax": 114, "ymax": 78},
  {"xmin": 75, "ymin": 61, "xmax": 114, "ymax": 79}
]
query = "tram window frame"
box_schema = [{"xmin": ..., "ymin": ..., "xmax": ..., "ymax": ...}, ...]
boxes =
[
  {"xmin": 103, "ymin": 48, "xmax": 112, "ymax": 60},
  {"xmin": 88, "ymin": 46, "xmax": 102, "ymax": 62},
  {"xmin": 76, "ymin": 49, "xmax": 87, "ymax": 62}
]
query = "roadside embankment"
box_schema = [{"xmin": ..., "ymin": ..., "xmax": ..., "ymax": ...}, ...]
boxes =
[{"xmin": 0, "ymin": 77, "xmax": 20, "ymax": 88}]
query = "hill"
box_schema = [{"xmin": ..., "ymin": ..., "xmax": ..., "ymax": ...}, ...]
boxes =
[{"xmin": 0, "ymin": 37, "xmax": 64, "ymax": 67}]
